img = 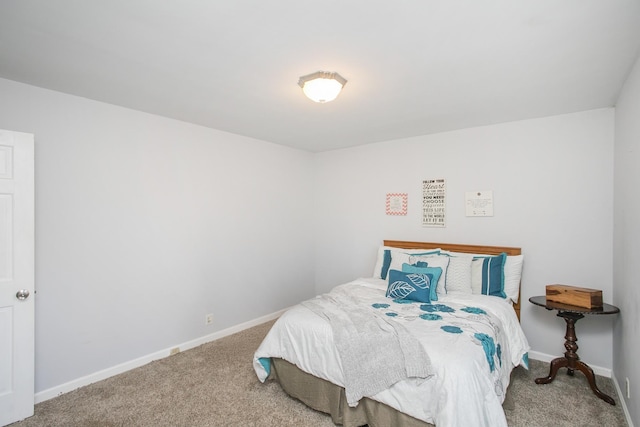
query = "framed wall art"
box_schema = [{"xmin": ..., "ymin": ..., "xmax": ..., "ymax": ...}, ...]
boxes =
[
  {"xmin": 386, "ymin": 193, "xmax": 408, "ymax": 215},
  {"xmin": 422, "ymin": 178, "xmax": 446, "ymax": 227}
]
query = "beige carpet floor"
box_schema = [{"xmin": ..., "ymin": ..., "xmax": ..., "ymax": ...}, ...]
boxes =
[{"xmin": 10, "ymin": 319, "xmax": 628, "ymax": 427}]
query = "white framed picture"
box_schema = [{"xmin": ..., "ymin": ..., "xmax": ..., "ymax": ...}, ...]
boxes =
[{"xmin": 465, "ymin": 191, "xmax": 494, "ymax": 217}]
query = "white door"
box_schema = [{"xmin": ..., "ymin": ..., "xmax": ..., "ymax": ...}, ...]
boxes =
[{"xmin": 0, "ymin": 129, "xmax": 34, "ymax": 426}]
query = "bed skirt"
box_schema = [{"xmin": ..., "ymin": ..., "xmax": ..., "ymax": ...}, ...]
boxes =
[{"xmin": 268, "ymin": 358, "xmax": 434, "ymax": 427}]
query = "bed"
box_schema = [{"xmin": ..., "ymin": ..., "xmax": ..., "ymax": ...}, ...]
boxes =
[{"xmin": 253, "ymin": 241, "xmax": 530, "ymax": 427}]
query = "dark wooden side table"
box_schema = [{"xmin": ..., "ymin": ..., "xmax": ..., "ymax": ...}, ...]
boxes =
[{"xmin": 529, "ymin": 295, "xmax": 620, "ymax": 405}]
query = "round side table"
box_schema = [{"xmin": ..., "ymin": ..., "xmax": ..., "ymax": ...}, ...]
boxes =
[{"xmin": 529, "ymin": 295, "xmax": 620, "ymax": 405}]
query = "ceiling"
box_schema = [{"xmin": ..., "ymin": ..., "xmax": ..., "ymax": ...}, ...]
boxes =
[{"xmin": 1, "ymin": 1, "xmax": 639, "ymax": 153}]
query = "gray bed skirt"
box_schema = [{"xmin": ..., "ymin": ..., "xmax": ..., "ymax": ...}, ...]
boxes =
[{"xmin": 268, "ymin": 358, "xmax": 435, "ymax": 427}]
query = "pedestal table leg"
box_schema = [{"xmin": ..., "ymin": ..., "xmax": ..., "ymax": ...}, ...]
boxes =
[{"xmin": 534, "ymin": 311, "xmax": 616, "ymax": 405}]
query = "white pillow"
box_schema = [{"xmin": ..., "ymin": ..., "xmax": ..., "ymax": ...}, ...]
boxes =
[
  {"xmin": 409, "ymin": 254, "xmax": 450, "ymax": 295},
  {"xmin": 503, "ymin": 255, "xmax": 524, "ymax": 304},
  {"xmin": 443, "ymin": 255, "xmax": 473, "ymax": 294},
  {"xmin": 470, "ymin": 258, "xmax": 483, "ymax": 294},
  {"xmin": 372, "ymin": 246, "xmax": 441, "ymax": 279},
  {"xmin": 372, "ymin": 246, "xmax": 388, "ymax": 278},
  {"xmin": 388, "ymin": 252, "xmax": 413, "ymax": 275}
]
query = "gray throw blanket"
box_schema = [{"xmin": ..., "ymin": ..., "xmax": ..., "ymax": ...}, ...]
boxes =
[{"xmin": 302, "ymin": 289, "xmax": 433, "ymax": 406}]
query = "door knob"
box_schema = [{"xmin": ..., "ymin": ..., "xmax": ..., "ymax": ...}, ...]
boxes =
[{"xmin": 16, "ymin": 289, "xmax": 30, "ymax": 300}]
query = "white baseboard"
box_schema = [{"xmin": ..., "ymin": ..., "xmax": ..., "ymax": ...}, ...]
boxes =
[
  {"xmin": 35, "ymin": 308, "xmax": 289, "ymax": 404},
  {"xmin": 34, "ymin": 314, "xmax": 633, "ymax": 427},
  {"xmin": 612, "ymin": 376, "xmax": 635, "ymax": 427},
  {"xmin": 527, "ymin": 350, "xmax": 612, "ymax": 378}
]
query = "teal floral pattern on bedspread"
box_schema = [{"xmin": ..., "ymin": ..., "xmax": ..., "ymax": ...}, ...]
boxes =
[{"xmin": 371, "ymin": 300, "xmax": 504, "ymax": 374}]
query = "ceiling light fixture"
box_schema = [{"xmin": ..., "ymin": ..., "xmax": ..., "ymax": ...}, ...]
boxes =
[{"xmin": 298, "ymin": 71, "xmax": 347, "ymax": 103}]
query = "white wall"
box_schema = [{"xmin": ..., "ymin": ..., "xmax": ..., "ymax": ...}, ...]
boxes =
[
  {"xmin": 314, "ymin": 109, "xmax": 616, "ymax": 370},
  {"xmin": 0, "ymin": 78, "xmax": 316, "ymax": 394},
  {"xmin": 614, "ymin": 53, "xmax": 640, "ymax": 425},
  {"xmin": 0, "ymin": 75, "xmax": 622, "ymax": 403}
]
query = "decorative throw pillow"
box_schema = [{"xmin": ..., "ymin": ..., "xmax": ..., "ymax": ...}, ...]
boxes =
[
  {"xmin": 471, "ymin": 259, "xmax": 483, "ymax": 294},
  {"xmin": 386, "ymin": 269, "xmax": 432, "ymax": 303},
  {"xmin": 408, "ymin": 255, "xmax": 450, "ymax": 296},
  {"xmin": 401, "ymin": 263, "xmax": 442, "ymax": 301},
  {"xmin": 389, "ymin": 252, "xmax": 436, "ymax": 277},
  {"xmin": 503, "ymin": 255, "xmax": 524, "ymax": 303},
  {"xmin": 442, "ymin": 255, "xmax": 473, "ymax": 294},
  {"xmin": 372, "ymin": 246, "xmax": 440, "ymax": 279},
  {"xmin": 471, "ymin": 253, "xmax": 507, "ymax": 298}
]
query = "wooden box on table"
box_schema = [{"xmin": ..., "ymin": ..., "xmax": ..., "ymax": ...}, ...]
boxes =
[{"xmin": 545, "ymin": 284, "xmax": 603, "ymax": 309}]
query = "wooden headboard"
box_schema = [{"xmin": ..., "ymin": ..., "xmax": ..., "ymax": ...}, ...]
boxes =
[{"xmin": 384, "ymin": 240, "xmax": 522, "ymax": 321}]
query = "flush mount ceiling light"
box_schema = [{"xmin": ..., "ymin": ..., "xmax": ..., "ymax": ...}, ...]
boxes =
[{"xmin": 298, "ymin": 71, "xmax": 347, "ymax": 103}]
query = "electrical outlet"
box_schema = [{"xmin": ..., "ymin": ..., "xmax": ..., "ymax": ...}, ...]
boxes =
[
  {"xmin": 205, "ymin": 313, "xmax": 214, "ymax": 325},
  {"xmin": 626, "ymin": 377, "xmax": 631, "ymax": 399},
  {"xmin": 170, "ymin": 347, "xmax": 180, "ymax": 356}
]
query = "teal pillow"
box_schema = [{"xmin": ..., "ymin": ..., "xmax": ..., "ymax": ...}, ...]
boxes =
[
  {"xmin": 474, "ymin": 253, "xmax": 507, "ymax": 298},
  {"xmin": 402, "ymin": 263, "xmax": 442, "ymax": 301},
  {"xmin": 386, "ymin": 269, "xmax": 432, "ymax": 303}
]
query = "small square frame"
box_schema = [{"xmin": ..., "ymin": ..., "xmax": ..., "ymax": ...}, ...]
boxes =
[{"xmin": 386, "ymin": 193, "xmax": 408, "ymax": 215}]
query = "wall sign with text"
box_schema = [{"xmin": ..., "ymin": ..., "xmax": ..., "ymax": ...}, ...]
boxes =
[{"xmin": 423, "ymin": 179, "xmax": 446, "ymax": 227}]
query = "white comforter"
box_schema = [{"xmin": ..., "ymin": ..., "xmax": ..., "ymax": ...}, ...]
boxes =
[{"xmin": 253, "ymin": 278, "xmax": 530, "ymax": 427}]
